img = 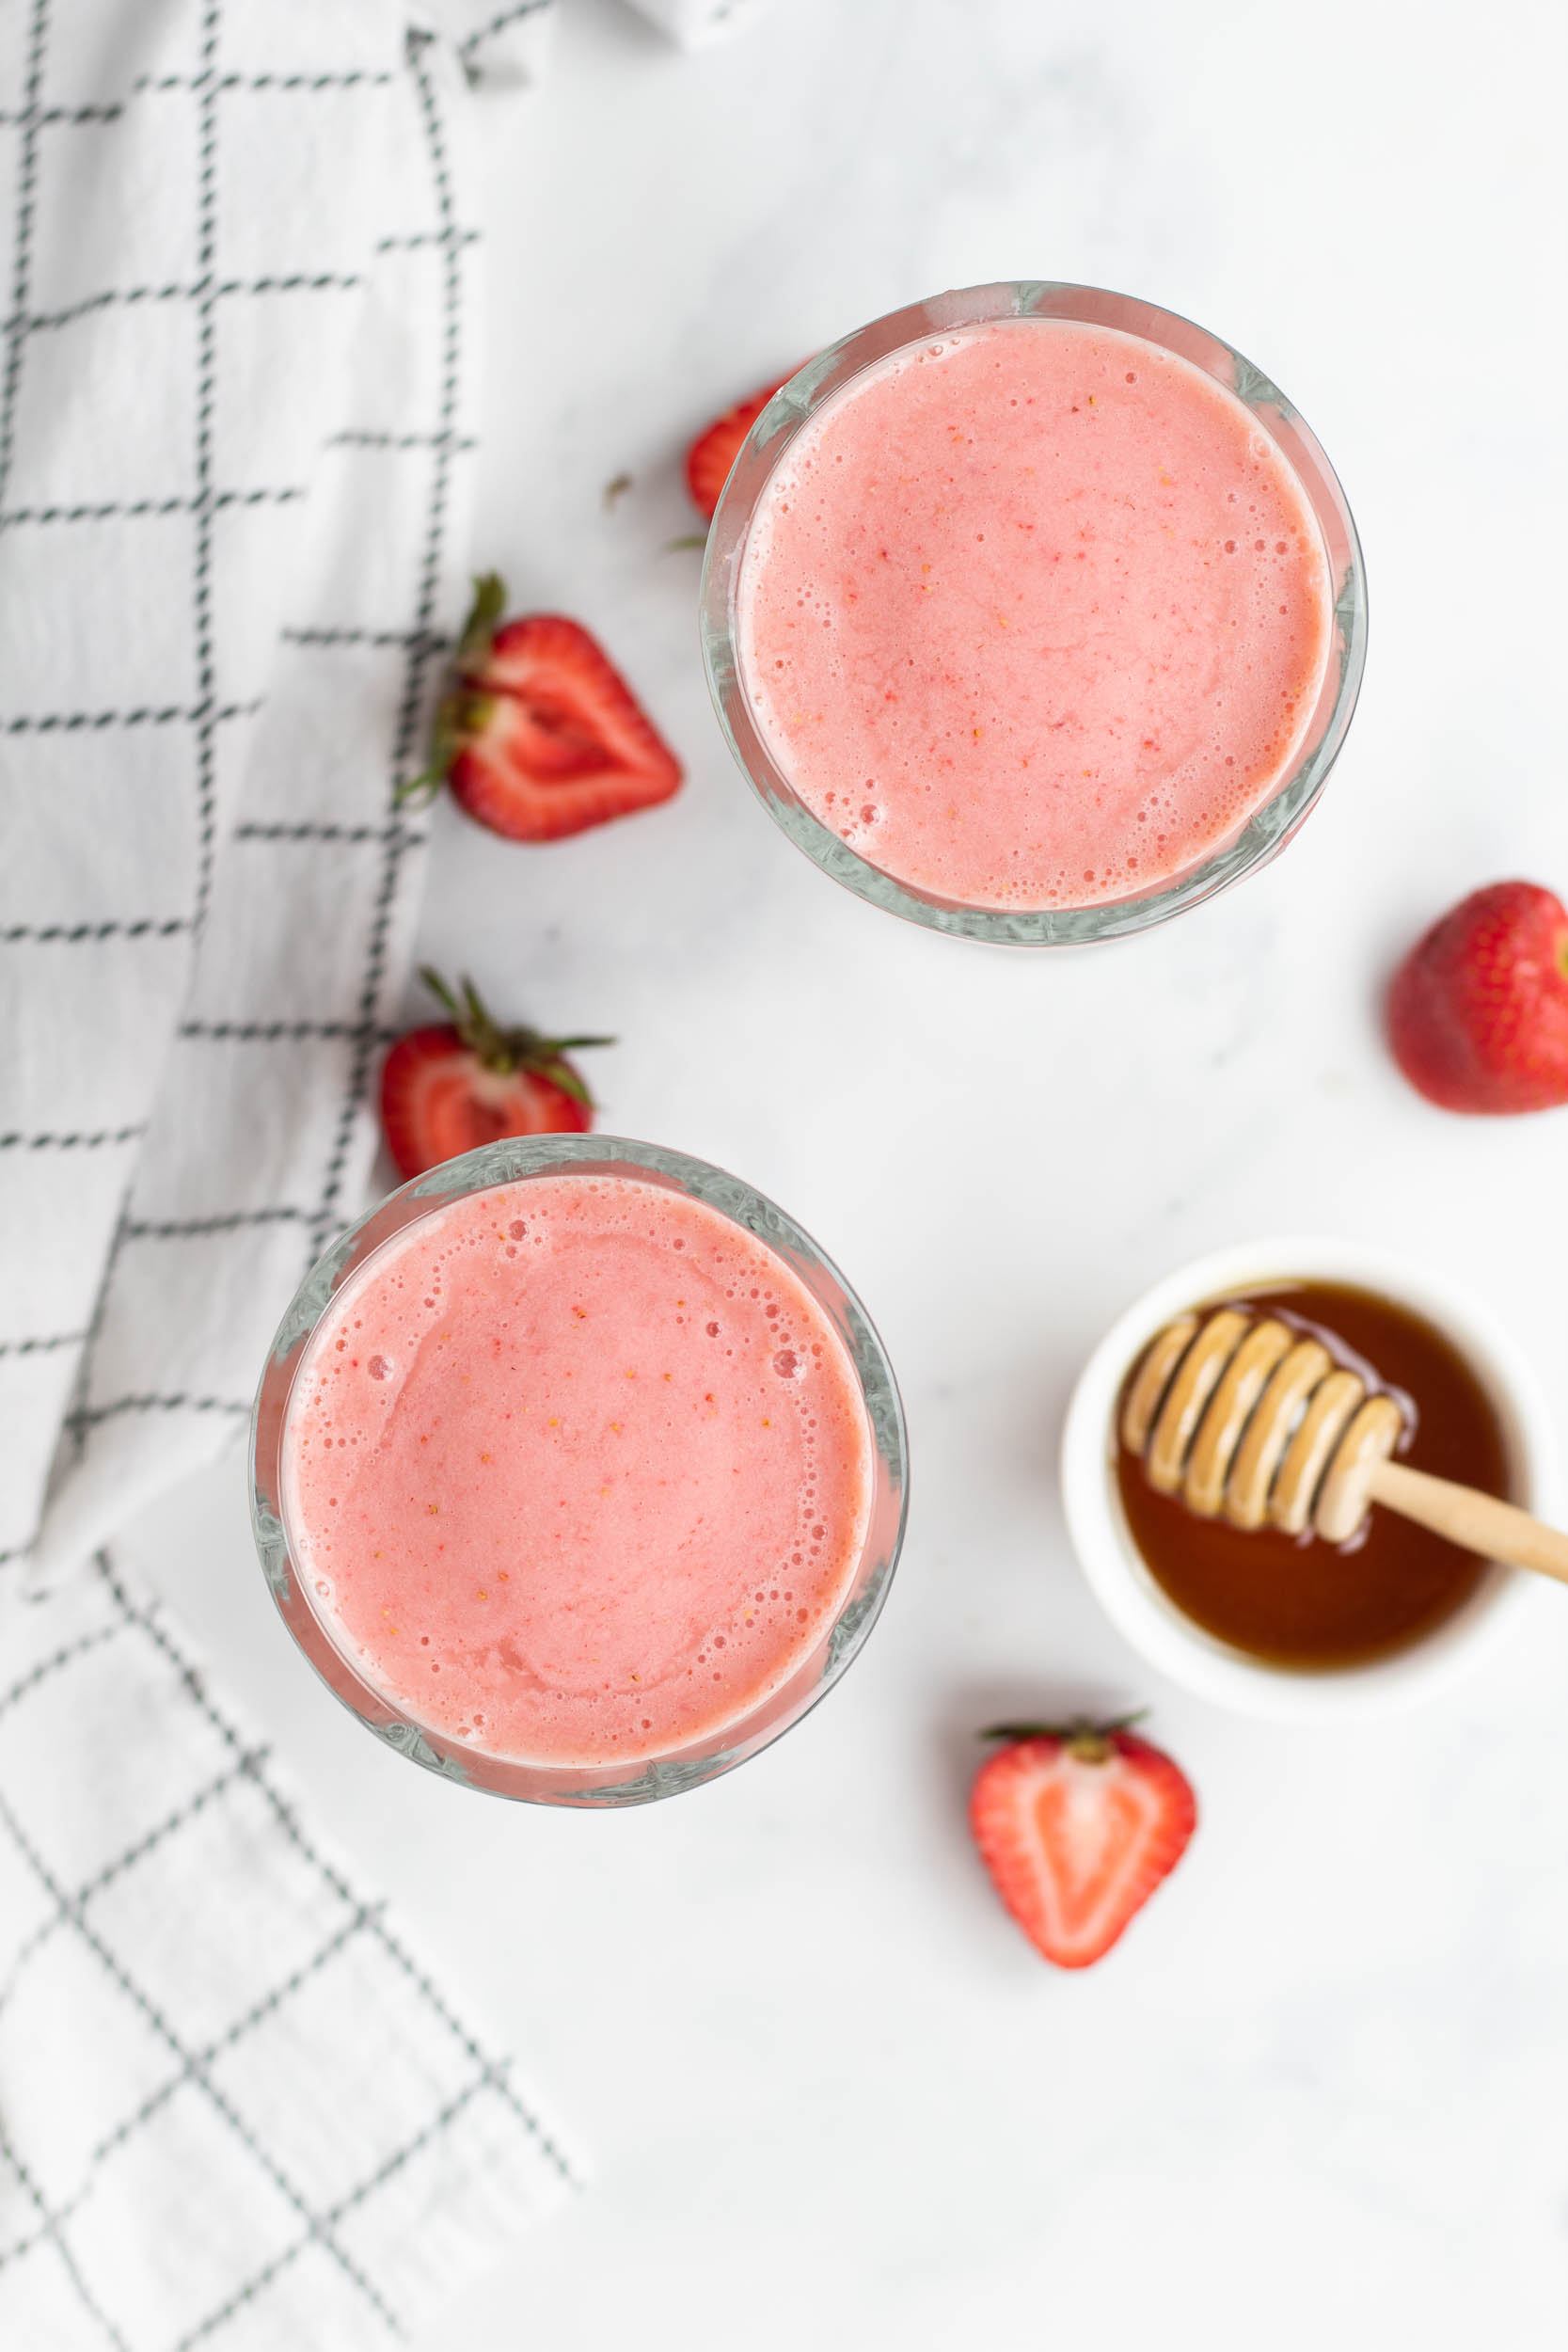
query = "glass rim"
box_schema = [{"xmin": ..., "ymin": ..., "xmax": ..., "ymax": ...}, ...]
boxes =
[
  {"xmin": 247, "ymin": 1134, "xmax": 909, "ymax": 1808},
  {"xmin": 699, "ymin": 278, "xmax": 1369, "ymax": 946}
]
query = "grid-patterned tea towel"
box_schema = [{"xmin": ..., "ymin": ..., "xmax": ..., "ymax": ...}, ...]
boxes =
[
  {"xmin": 0, "ymin": 2, "xmax": 577, "ymax": 2342},
  {"xmin": 0, "ymin": 0, "xmax": 564, "ymax": 1580},
  {"xmin": 0, "ymin": 1553, "xmax": 574, "ymax": 2346}
]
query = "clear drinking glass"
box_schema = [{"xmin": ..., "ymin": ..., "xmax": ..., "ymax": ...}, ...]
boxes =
[
  {"xmin": 248, "ymin": 1136, "xmax": 908, "ymax": 1807},
  {"xmin": 700, "ymin": 279, "xmax": 1368, "ymax": 946}
]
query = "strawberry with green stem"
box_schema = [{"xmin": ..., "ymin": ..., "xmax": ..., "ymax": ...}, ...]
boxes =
[
  {"xmin": 379, "ymin": 967, "xmax": 613, "ymax": 1181},
  {"xmin": 401, "ymin": 575, "xmax": 682, "ymax": 843}
]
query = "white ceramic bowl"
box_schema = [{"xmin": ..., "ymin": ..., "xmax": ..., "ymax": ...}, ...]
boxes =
[{"xmin": 1060, "ymin": 1236, "xmax": 1560, "ymax": 1720}]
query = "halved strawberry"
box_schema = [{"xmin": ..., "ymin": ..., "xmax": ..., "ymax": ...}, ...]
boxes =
[
  {"xmin": 379, "ymin": 968, "xmax": 612, "ymax": 1182},
  {"xmin": 970, "ymin": 1718, "xmax": 1197, "ymax": 1969},
  {"xmin": 404, "ymin": 577, "xmax": 682, "ymax": 843},
  {"xmin": 685, "ymin": 374, "xmax": 792, "ymax": 520}
]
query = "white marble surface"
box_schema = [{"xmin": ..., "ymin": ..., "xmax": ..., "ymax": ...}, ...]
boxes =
[{"xmin": 128, "ymin": 0, "xmax": 1568, "ymax": 2341}]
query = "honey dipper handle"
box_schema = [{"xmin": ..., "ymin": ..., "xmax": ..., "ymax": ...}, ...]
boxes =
[{"xmin": 1369, "ymin": 1462, "xmax": 1568, "ymax": 1588}]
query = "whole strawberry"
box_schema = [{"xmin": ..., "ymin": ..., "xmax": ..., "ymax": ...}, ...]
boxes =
[
  {"xmin": 1387, "ymin": 881, "xmax": 1568, "ymax": 1114},
  {"xmin": 379, "ymin": 968, "xmax": 612, "ymax": 1182},
  {"xmin": 404, "ymin": 575, "xmax": 682, "ymax": 843},
  {"xmin": 970, "ymin": 1717, "xmax": 1196, "ymax": 1970}
]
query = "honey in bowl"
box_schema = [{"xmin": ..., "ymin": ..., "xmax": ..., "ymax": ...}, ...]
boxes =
[{"xmin": 1114, "ymin": 1281, "xmax": 1512, "ymax": 1671}]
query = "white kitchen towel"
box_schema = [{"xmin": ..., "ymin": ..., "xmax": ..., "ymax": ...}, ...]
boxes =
[
  {"xmin": 0, "ymin": 1552, "xmax": 575, "ymax": 2346},
  {"xmin": 0, "ymin": 0, "xmax": 557, "ymax": 1581},
  {"xmin": 0, "ymin": 1, "xmax": 577, "ymax": 2343},
  {"xmin": 619, "ymin": 0, "xmax": 775, "ymax": 47}
]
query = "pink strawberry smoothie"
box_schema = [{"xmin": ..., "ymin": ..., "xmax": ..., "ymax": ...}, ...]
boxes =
[
  {"xmin": 280, "ymin": 1174, "xmax": 874, "ymax": 1770},
  {"xmin": 736, "ymin": 317, "xmax": 1335, "ymax": 911}
]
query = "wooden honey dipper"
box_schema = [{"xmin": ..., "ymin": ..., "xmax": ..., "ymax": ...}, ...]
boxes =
[{"xmin": 1121, "ymin": 1306, "xmax": 1568, "ymax": 1584}]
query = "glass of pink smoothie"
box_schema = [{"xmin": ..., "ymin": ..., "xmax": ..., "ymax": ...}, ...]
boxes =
[
  {"xmin": 249, "ymin": 1136, "xmax": 906, "ymax": 1805},
  {"xmin": 701, "ymin": 280, "xmax": 1366, "ymax": 946}
]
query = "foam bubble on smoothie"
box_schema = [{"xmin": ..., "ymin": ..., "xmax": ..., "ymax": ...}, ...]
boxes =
[{"xmin": 736, "ymin": 316, "xmax": 1334, "ymax": 913}]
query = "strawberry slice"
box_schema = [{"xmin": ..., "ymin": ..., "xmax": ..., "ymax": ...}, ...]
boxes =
[
  {"xmin": 404, "ymin": 577, "xmax": 682, "ymax": 843},
  {"xmin": 685, "ymin": 374, "xmax": 792, "ymax": 520},
  {"xmin": 379, "ymin": 967, "xmax": 612, "ymax": 1182},
  {"xmin": 969, "ymin": 1718, "xmax": 1197, "ymax": 1969}
]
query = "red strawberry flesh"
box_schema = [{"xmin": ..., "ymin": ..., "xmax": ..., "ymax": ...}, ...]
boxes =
[
  {"xmin": 448, "ymin": 613, "xmax": 681, "ymax": 844},
  {"xmin": 404, "ymin": 582, "xmax": 682, "ymax": 845},
  {"xmin": 379, "ymin": 1031, "xmax": 591, "ymax": 1182},
  {"xmin": 969, "ymin": 1725, "xmax": 1196, "ymax": 1970},
  {"xmin": 378, "ymin": 970, "xmax": 609, "ymax": 1183}
]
